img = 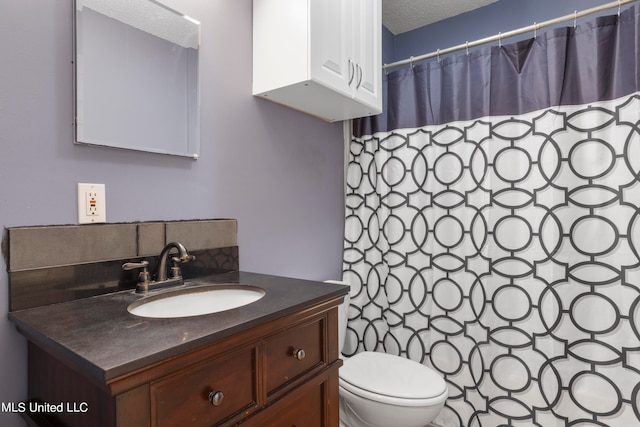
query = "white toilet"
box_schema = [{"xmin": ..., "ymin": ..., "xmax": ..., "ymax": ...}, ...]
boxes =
[{"xmin": 327, "ymin": 281, "xmax": 448, "ymax": 427}]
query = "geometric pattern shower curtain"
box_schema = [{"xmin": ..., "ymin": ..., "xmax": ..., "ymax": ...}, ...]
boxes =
[{"xmin": 342, "ymin": 5, "xmax": 640, "ymax": 427}]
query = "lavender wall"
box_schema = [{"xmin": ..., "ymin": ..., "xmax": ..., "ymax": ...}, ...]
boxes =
[{"xmin": 0, "ymin": 1, "xmax": 344, "ymax": 425}]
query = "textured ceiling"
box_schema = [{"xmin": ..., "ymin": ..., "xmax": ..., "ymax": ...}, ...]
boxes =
[
  {"xmin": 383, "ymin": 0, "xmax": 499, "ymax": 35},
  {"xmin": 80, "ymin": 0, "xmax": 200, "ymax": 48}
]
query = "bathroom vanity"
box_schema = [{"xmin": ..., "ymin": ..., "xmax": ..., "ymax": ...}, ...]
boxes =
[{"xmin": 9, "ymin": 271, "xmax": 348, "ymax": 427}]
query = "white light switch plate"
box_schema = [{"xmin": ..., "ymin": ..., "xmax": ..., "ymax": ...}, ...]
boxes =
[{"xmin": 78, "ymin": 183, "xmax": 106, "ymax": 224}]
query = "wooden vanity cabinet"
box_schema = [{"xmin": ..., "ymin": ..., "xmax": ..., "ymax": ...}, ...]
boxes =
[{"xmin": 25, "ymin": 300, "xmax": 342, "ymax": 427}]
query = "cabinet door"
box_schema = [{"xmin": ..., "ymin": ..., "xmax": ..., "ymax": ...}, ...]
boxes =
[
  {"xmin": 243, "ymin": 366, "xmax": 341, "ymax": 427},
  {"xmin": 351, "ymin": 0, "xmax": 382, "ymax": 110},
  {"xmin": 309, "ymin": 0, "xmax": 352, "ymax": 96},
  {"xmin": 262, "ymin": 381, "xmax": 324, "ymax": 427}
]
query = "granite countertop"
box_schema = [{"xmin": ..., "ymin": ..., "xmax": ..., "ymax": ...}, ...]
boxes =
[{"xmin": 8, "ymin": 271, "xmax": 348, "ymax": 383}]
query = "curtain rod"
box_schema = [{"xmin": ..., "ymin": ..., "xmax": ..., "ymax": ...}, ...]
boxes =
[{"xmin": 383, "ymin": 0, "xmax": 639, "ymax": 71}]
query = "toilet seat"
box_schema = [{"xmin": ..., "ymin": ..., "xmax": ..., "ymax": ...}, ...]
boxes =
[{"xmin": 339, "ymin": 351, "xmax": 447, "ymax": 407}]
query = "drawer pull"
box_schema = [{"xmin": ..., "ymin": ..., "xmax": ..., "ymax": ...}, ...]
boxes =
[
  {"xmin": 208, "ymin": 390, "xmax": 224, "ymax": 406},
  {"xmin": 293, "ymin": 349, "xmax": 306, "ymax": 361}
]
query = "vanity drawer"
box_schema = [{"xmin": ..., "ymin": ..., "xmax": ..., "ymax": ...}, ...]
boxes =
[
  {"xmin": 151, "ymin": 346, "xmax": 257, "ymax": 427},
  {"xmin": 265, "ymin": 316, "xmax": 325, "ymax": 394}
]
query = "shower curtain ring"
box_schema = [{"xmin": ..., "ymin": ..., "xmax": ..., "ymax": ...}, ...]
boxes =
[
  {"xmin": 466, "ymin": 41, "xmax": 469, "ymax": 55},
  {"xmin": 574, "ymin": 10, "xmax": 578, "ymax": 28},
  {"xmin": 534, "ymin": 22, "xmax": 537, "ymax": 39},
  {"xmin": 618, "ymin": 0, "xmax": 622, "ymax": 17},
  {"xmin": 498, "ymin": 32, "xmax": 502, "ymax": 48},
  {"xmin": 409, "ymin": 56, "xmax": 414, "ymax": 70},
  {"xmin": 437, "ymin": 49, "xmax": 441, "ymax": 63}
]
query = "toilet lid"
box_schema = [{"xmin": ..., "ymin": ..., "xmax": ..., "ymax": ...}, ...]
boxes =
[{"xmin": 340, "ymin": 352, "xmax": 446, "ymax": 399}]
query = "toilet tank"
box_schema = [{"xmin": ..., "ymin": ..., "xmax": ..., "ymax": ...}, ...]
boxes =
[{"xmin": 324, "ymin": 280, "xmax": 350, "ymax": 356}]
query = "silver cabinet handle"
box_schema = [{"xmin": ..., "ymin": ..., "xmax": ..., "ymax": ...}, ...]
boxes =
[
  {"xmin": 348, "ymin": 59, "xmax": 355, "ymax": 86},
  {"xmin": 208, "ymin": 390, "xmax": 224, "ymax": 406},
  {"xmin": 293, "ymin": 349, "xmax": 306, "ymax": 360},
  {"xmin": 356, "ymin": 64, "xmax": 363, "ymax": 89}
]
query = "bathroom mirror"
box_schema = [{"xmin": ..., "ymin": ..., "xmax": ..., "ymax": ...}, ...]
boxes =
[{"xmin": 74, "ymin": 0, "xmax": 201, "ymax": 158}]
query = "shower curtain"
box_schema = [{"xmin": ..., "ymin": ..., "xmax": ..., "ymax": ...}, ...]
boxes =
[{"xmin": 343, "ymin": 5, "xmax": 640, "ymax": 427}]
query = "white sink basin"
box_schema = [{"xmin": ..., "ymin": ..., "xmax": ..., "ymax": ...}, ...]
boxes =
[{"xmin": 128, "ymin": 284, "xmax": 265, "ymax": 318}]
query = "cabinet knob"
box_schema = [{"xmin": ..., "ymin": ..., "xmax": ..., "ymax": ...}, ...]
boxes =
[
  {"xmin": 293, "ymin": 349, "xmax": 306, "ymax": 360},
  {"xmin": 208, "ymin": 390, "xmax": 224, "ymax": 406}
]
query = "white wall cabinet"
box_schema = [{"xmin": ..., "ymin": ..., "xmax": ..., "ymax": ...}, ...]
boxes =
[{"xmin": 253, "ymin": 0, "xmax": 382, "ymax": 122}]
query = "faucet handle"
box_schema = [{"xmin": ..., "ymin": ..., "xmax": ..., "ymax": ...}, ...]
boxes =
[
  {"xmin": 123, "ymin": 261, "xmax": 151, "ymax": 293},
  {"xmin": 171, "ymin": 255, "xmax": 196, "ymax": 264},
  {"xmin": 168, "ymin": 255, "xmax": 195, "ymax": 280},
  {"xmin": 122, "ymin": 260, "xmax": 149, "ymax": 271}
]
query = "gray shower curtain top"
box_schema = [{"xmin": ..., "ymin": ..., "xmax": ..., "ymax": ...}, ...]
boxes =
[
  {"xmin": 355, "ymin": 9, "xmax": 639, "ymax": 137},
  {"xmin": 344, "ymin": 4, "xmax": 640, "ymax": 427}
]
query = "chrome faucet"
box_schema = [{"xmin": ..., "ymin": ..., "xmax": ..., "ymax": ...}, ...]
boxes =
[
  {"xmin": 123, "ymin": 242, "xmax": 195, "ymax": 293},
  {"xmin": 155, "ymin": 241, "xmax": 195, "ymax": 282}
]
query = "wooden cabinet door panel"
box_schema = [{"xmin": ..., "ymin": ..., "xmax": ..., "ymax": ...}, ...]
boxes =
[{"xmin": 243, "ymin": 379, "xmax": 325, "ymax": 427}]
